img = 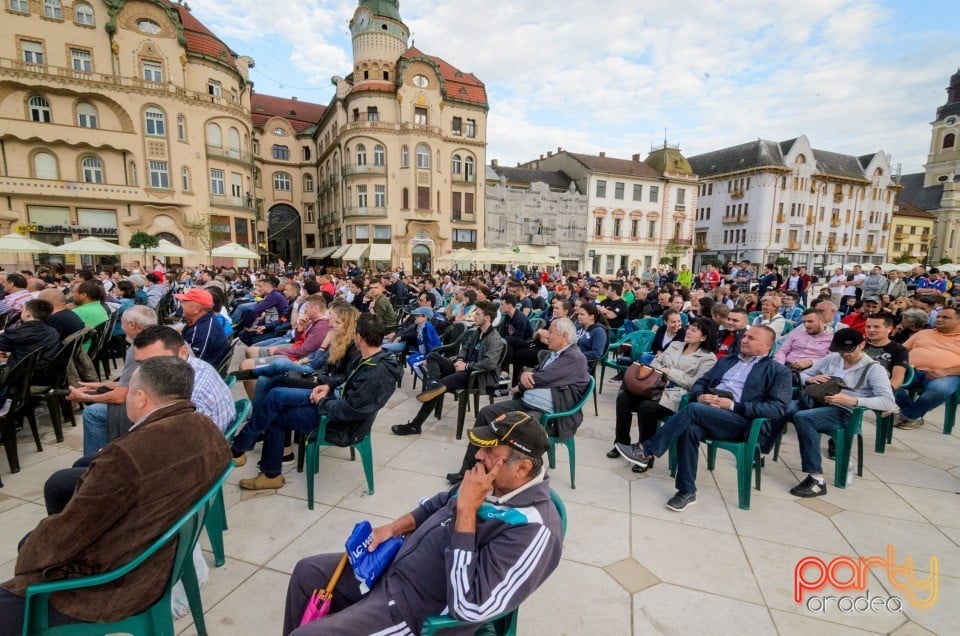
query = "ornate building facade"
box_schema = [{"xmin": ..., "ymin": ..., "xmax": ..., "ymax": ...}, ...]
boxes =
[
  {"xmin": 689, "ymin": 135, "xmax": 899, "ymax": 274},
  {"xmin": 484, "ymin": 162, "xmax": 587, "ymax": 272},
  {"xmin": 0, "ymin": 0, "xmax": 256, "ymax": 268},
  {"xmin": 303, "ymin": 0, "xmax": 488, "ymax": 274}
]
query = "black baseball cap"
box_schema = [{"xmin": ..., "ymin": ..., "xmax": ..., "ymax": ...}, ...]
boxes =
[
  {"xmin": 468, "ymin": 412, "xmax": 549, "ymax": 457},
  {"xmin": 829, "ymin": 328, "xmax": 864, "ymax": 353},
  {"xmin": 862, "ymin": 296, "xmax": 882, "ymax": 304}
]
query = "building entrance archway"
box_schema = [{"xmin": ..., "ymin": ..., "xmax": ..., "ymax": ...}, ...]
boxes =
[
  {"xmin": 412, "ymin": 244, "xmax": 432, "ymax": 275},
  {"xmin": 267, "ymin": 204, "xmax": 302, "ymax": 265}
]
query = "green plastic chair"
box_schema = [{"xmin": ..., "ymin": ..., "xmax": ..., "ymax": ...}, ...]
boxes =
[
  {"xmin": 634, "ymin": 317, "xmax": 658, "ymax": 331},
  {"xmin": 665, "ymin": 397, "xmax": 767, "ymax": 510},
  {"xmin": 205, "ymin": 399, "xmax": 251, "ymax": 567},
  {"xmin": 598, "ymin": 330, "xmax": 655, "ymax": 393},
  {"xmin": 435, "ymin": 345, "xmax": 508, "ymax": 439},
  {"xmin": 748, "ymin": 311, "xmax": 762, "ymax": 323},
  {"xmin": 539, "ymin": 377, "xmax": 594, "ymax": 489},
  {"xmin": 780, "ymin": 321, "xmax": 795, "ymax": 336},
  {"xmin": 22, "ymin": 466, "xmax": 232, "ymax": 636},
  {"xmin": 304, "ymin": 415, "xmax": 374, "ymax": 510},
  {"xmin": 873, "ymin": 364, "xmax": 914, "ymax": 453},
  {"xmin": 421, "ymin": 489, "xmax": 567, "ymax": 636}
]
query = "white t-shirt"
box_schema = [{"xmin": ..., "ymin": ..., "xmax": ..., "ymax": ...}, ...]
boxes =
[
  {"xmin": 829, "ymin": 274, "xmax": 847, "ymax": 296},
  {"xmin": 844, "ymin": 273, "xmax": 865, "ymax": 296}
]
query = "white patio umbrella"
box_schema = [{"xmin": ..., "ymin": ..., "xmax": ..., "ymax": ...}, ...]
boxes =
[
  {"xmin": 148, "ymin": 239, "xmax": 196, "ymax": 258},
  {"xmin": 842, "ymin": 262, "xmax": 861, "ymax": 270},
  {"xmin": 894, "ymin": 263, "xmax": 914, "ymax": 273},
  {"xmin": 210, "ymin": 243, "xmax": 260, "ymax": 260},
  {"xmin": 0, "ymin": 233, "xmax": 56, "ymax": 253},
  {"xmin": 880, "ymin": 262, "xmax": 899, "ymax": 271},
  {"xmin": 938, "ymin": 263, "xmax": 960, "ymax": 273},
  {"xmin": 48, "ymin": 236, "xmax": 132, "ymax": 256}
]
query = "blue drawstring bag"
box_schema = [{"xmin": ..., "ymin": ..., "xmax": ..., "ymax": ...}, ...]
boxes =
[{"xmin": 345, "ymin": 520, "xmax": 403, "ymax": 594}]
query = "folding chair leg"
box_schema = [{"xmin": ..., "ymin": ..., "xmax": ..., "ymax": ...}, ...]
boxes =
[
  {"xmin": 456, "ymin": 393, "xmax": 469, "ymax": 440},
  {"xmin": 204, "ymin": 490, "xmax": 227, "ymax": 567},
  {"xmin": 182, "ymin": 555, "xmax": 208, "ymax": 636},
  {"xmin": 564, "ymin": 438, "xmax": 576, "ymax": 489},
  {"xmin": 44, "ymin": 395, "xmax": 64, "ymax": 443},
  {"xmin": 356, "ymin": 438, "xmax": 375, "ymax": 495},
  {"xmin": 25, "ymin": 409, "xmax": 43, "ymax": 452}
]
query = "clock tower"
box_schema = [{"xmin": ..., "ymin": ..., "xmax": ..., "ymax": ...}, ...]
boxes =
[
  {"xmin": 349, "ymin": 0, "xmax": 409, "ymax": 83},
  {"xmin": 923, "ymin": 68, "xmax": 960, "ymax": 187}
]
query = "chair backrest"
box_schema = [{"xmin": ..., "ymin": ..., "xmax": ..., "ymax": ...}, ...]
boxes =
[
  {"xmin": 443, "ymin": 321, "xmax": 467, "ymax": 345},
  {"xmin": 629, "ymin": 330, "xmax": 656, "ymax": 358},
  {"xmin": 2, "ymin": 348, "xmax": 44, "ymax": 414},
  {"xmin": 549, "ymin": 488, "xmax": 568, "ymax": 538},
  {"xmin": 215, "ymin": 340, "xmax": 238, "ymax": 378},
  {"xmin": 37, "ymin": 336, "xmax": 84, "ymax": 389},
  {"xmin": 224, "ymin": 399, "xmax": 251, "ymax": 443}
]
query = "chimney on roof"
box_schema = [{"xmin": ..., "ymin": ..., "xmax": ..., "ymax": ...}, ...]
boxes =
[
  {"xmin": 632, "ymin": 153, "xmax": 641, "ymax": 162},
  {"xmin": 547, "ymin": 151, "xmax": 553, "ymax": 157},
  {"xmin": 540, "ymin": 154, "xmax": 544, "ymax": 160},
  {"xmin": 491, "ymin": 159, "xmax": 498, "ymax": 167},
  {"xmin": 183, "ymin": 2, "xmax": 190, "ymax": 11},
  {"xmin": 291, "ymin": 97, "xmax": 297, "ymax": 101},
  {"xmin": 557, "ymin": 147, "xmax": 562, "ymax": 153},
  {"xmin": 599, "ymin": 151, "xmax": 605, "ymax": 158}
]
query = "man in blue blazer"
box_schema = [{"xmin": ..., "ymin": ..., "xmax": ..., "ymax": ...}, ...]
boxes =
[{"xmin": 617, "ymin": 325, "xmax": 792, "ymax": 511}]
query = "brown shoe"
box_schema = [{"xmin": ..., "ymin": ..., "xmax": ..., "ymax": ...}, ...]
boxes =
[
  {"xmin": 417, "ymin": 380, "xmax": 446, "ymax": 403},
  {"xmin": 239, "ymin": 472, "xmax": 285, "ymax": 490},
  {"xmin": 233, "ymin": 453, "xmax": 247, "ymax": 467}
]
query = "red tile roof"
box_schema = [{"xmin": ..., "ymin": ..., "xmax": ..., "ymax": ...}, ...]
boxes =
[
  {"xmin": 169, "ymin": 2, "xmax": 238, "ymax": 69},
  {"xmin": 251, "ymin": 92, "xmax": 326, "ymax": 133},
  {"xmin": 895, "ymin": 201, "xmax": 936, "ymax": 219},
  {"xmin": 351, "ymin": 81, "xmax": 397, "ymax": 96},
  {"xmin": 400, "ymin": 46, "xmax": 487, "ymax": 106},
  {"xmin": 566, "ymin": 152, "xmax": 663, "ymax": 179}
]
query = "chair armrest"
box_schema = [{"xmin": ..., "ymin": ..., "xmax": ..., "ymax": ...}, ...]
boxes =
[{"xmin": 745, "ymin": 417, "xmax": 768, "ymax": 448}]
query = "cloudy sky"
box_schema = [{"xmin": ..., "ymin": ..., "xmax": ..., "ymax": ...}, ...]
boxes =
[{"xmin": 192, "ymin": 0, "xmax": 956, "ymax": 175}]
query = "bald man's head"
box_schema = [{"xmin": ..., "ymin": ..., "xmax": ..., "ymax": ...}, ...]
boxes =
[{"xmin": 37, "ymin": 288, "xmax": 67, "ymax": 308}]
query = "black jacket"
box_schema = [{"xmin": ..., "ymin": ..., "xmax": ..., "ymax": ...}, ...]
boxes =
[
  {"xmin": 320, "ymin": 348, "xmax": 402, "ymax": 445},
  {"xmin": 0, "ymin": 319, "xmax": 61, "ymax": 373}
]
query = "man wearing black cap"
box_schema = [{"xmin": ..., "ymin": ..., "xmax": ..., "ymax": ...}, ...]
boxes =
[
  {"xmin": 839, "ymin": 296, "xmax": 883, "ymax": 335},
  {"xmin": 789, "ymin": 329, "xmax": 896, "ymax": 497},
  {"xmin": 281, "ymin": 412, "xmax": 564, "ymax": 635}
]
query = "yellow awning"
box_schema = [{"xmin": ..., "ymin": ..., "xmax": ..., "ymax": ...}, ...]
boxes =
[
  {"xmin": 306, "ymin": 246, "xmax": 338, "ymax": 259},
  {"xmin": 331, "ymin": 245, "xmax": 350, "ymax": 259}
]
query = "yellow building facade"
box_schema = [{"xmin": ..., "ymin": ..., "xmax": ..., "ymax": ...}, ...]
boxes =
[{"xmin": 0, "ymin": 0, "xmax": 256, "ymax": 269}]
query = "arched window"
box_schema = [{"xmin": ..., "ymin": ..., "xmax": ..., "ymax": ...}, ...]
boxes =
[
  {"xmin": 144, "ymin": 107, "xmax": 165, "ymax": 136},
  {"xmin": 176, "ymin": 115, "xmax": 186, "ymax": 141},
  {"xmin": 227, "ymin": 127, "xmax": 241, "ymax": 151},
  {"xmin": 81, "ymin": 155, "xmax": 103, "ymax": 183},
  {"xmin": 181, "ymin": 166, "xmax": 191, "ymax": 191},
  {"xmin": 451, "ymin": 154, "xmax": 462, "ymax": 174},
  {"xmin": 29, "ymin": 95, "xmax": 51, "ymax": 123},
  {"xmin": 303, "ymin": 174, "xmax": 314, "ymax": 192},
  {"xmin": 33, "ymin": 151, "xmax": 58, "ymax": 179},
  {"xmin": 356, "ymin": 143, "xmax": 367, "ymax": 166},
  {"xmin": 74, "ymin": 2, "xmax": 94, "ymax": 25},
  {"xmin": 944, "ymin": 133, "xmax": 956, "ymax": 150},
  {"xmin": 874, "ymin": 168, "xmax": 884, "ymax": 177},
  {"xmin": 416, "ymin": 143, "xmax": 430, "ymax": 169},
  {"xmin": 273, "ymin": 172, "xmax": 291, "ymax": 191},
  {"xmin": 464, "ymin": 156, "xmax": 475, "ymax": 182},
  {"xmin": 43, "ymin": 0, "xmax": 61, "ymax": 19},
  {"xmin": 272, "ymin": 144, "xmax": 289, "ymax": 160},
  {"xmin": 373, "ymin": 144, "xmax": 385, "ymax": 166},
  {"xmin": 402, "ymin": 187, "xmax": 409, "ymax": 209},
  {"xmin": 795, "ymin": 154, "xmax": 806, "ymax": 164},
  {"xmin": 76, "ymin": 101, "xmax": 97, "ymax": 128},
  {"xmin": 401, "ymin": 145, "xmax": 409, "ymax": 168},
  {"xmin": 206, "ymin": 122, "xmax": 222, "ymax": 147}
]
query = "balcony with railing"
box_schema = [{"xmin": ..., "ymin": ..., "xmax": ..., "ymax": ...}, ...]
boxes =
[
  {"xmin": 452, "ymin": 173, "xmax": 477, "ymax": 184},
  {"xmin": 730, "ymin": 189, "xmax": 744, "ymax": 199},
  {"xmin": 830, "ymin": 217, "xmax": 841, "ymax": 227},
  {"xmin": 0, "ymin": 57, "xmax": 246, "ymax": 115},
  {"xmin": 343, "ymin": 164, "xmax": 387, "ymax": 178},
  {"xmin": 856, "ymin": 220, "xmax": 864, "ymax": 229},
  {"xmin": 343, "ymin": 205, "xmax": 387, "ymax": 218},
  {"xmin": 776, "ymin": 213, "xmax": 786, "ymax": 223},
  {"xmin": 786, "ymin": 241, "xmax": 800, "ymax": 250},
  {"xmin": 864, "ymin": 245, "xmax": 877, "ymax": 253},
  {"xmin": 721, "ymin": 214, "xmax": 748, "ymax": 224},
  {"xmin": 210, "ymin": 194, "xmax": 259, "ymax": 212},
  {"xmin": 206, "ymin": 145, "xmax": 254, "ymax": 165},
  {"xmin": 806, "ymin": 215, "xmax": 815, "ymax": 224},
  {"xmin": 827, "ymin": 240, "xmax": 837, "ymax": 251},
  {"xmin": 833, "ymin": 192, "xmax": 844, "ymax": 203}
]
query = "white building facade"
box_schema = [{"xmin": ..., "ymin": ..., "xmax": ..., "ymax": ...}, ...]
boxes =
[{"xmin": 689, "ymin": 135, "xmax": 898, "ymax": 275}]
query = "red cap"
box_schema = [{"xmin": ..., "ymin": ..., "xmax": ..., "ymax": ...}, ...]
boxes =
[{"xmin": 174, "ymin": 288, "xmax": 214, "ymax": 309}]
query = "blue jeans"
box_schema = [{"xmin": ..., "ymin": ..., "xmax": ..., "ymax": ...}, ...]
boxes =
[
  {"xmin": 382, "ymin": 340, "xmax": 407, "ymax": 354},
  {"xmin": 251, "ymin": 359, "xmax": 313, "ymax": 405},
  {"xmin": 231, "ymin": 301, "xmax": 256, "ymax": 323},
  {"xmin": 253, "ymin": 334, "xmax": 293, "ymax": 348},
  {"xmin": 895, "ymin": 371, "xmax": 960, "ymax": 420},
  {"xmin": 793, "ymin": 405, "xmax": 850, "ymax": 474},
  {"xmin": 232, "ymin": 387, "xmax": 318, "ymax": 476},
  {"xmin": 644, "ymin": 402, "xmax": 750, "ymax": 495},
  {"xmin": 82, "ymin": 403, "xmax": 109, "ymax": 456}
]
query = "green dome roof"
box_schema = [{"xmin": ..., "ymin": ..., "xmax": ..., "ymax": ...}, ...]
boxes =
[
  {"xmin": 359, "ymin": 0, "xmax": 402, "ymax": 22},
  {"xmin": 645, "ymin": 145, "xmax": 693, "ymax": 176}
]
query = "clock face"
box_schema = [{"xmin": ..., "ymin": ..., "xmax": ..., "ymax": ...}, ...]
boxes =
[{"xmin": 413, "ymin": 74, "xmax": 429, "ymax": 88}]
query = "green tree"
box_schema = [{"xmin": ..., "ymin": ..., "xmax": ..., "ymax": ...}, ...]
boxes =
[
  {"xmin": 940, "ymin": 257, "xmax": 954, "ymax": 265},
  {"xmin": 186, "ymin": 214, "xmax": 229, "ymax": 264},
  {"xmin": 893, "ymin": 252, "xmax": 915, "ymax": 264},
  {"xmin": 128, "ymin": 231, "xmax": 159, "ymax": 263}
]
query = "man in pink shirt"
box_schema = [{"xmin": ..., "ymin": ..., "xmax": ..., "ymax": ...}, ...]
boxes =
[{"xmin": 773, "ymin": 308, "xmax": 833, "ymax": 371}]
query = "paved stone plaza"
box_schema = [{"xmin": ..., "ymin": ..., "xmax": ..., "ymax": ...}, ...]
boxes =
[{"xmin": 1, "ymin": 370, "xmax": 957, "ymax": 635}]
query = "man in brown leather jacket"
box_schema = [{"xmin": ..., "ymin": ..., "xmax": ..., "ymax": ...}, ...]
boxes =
[{"xmin": 0, "ymin": 356, "xmax": 231, "ymax": 634}]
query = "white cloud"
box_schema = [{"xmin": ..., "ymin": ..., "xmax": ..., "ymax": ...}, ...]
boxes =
[{"xmin": 188, "ymin": 0, "xmax": 954, "ymax": 173}]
